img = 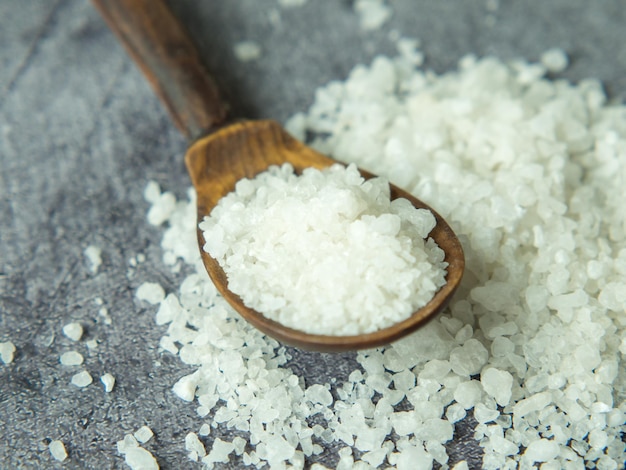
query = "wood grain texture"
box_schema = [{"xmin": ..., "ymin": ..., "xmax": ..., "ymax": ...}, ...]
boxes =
[
  {"xmin": 186, "ymin": 120, "xmax": 465, "ymax": 351},
  {"xmin": 91, "ymin": 0, "xmax": 227, "ymax": 140}
]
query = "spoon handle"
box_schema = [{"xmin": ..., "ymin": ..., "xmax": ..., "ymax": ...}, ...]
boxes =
[{"xmin": 91, "ymin": 0, "xmax": 228, "ymax": 140}]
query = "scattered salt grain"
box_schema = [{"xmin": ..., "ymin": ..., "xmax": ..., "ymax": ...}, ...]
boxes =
[
  {"xmin": 101, "ymin": 373, "xmax": 115, "ymax": 392},
  {"xmin": 147, "ymin": 191, "xmax": 176, "ymax": 226},
  {"xmin": 203, "ymin": 438, "xmax": 235, "ymax": 465},
  {"xmin": 198, "ymin": 423, "xmax": 211, "ymax": 436},
  {"xmin": 234, "ymin": 41, "xmax": 262, "ymax": 62},
  {"xmin": 117, "ymin": 434, "xmax": 159, "ymax": 470},
  {"xmin": 0, "ymin": 341, "xmax": 16, "ymax": 364},
  {"xmin": 201, "ymin": 163, "xmax": 447, "ymax": 335},
  {"xmin": 354, "ymin": 0, "xmax": 392, "ymax": 31},
  {"xmin": 71, "ymin": 370, "xmax": 93, "ymax": 388},
  {"xmin": 136, "ymin": 282, "xmax": 165, "ymax": 305},
  {"xmin": 185, "ymin": 432, "xmax": 206, "ymax": 461},
  {"xmin": 60, "ymin": 351, "xmax": 84, "ymax": 366},
  {"xmin": 541, "ymin": 47, "xmax": 569, "ymax": 73},
  {"xmin": 62, "ymin": 322, "xmax": 83, "ymax": 341},
  {"xmin": 134, "ymin": 426, "xmax": 154, "ymax": 444},
  {"xmin": 84, "ymin": 245, "xmax": 102, "ymax": 274},
  {"xmin": 49, "ymin": 440, "xmax": 67, "ymax": 462}
]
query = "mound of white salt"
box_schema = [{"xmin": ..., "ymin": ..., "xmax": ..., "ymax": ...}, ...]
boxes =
[
  {"xmin": 143, "ymin": 43, "xmax": 626, "ymax": 469},
  {"xmin": 200, "ymin": 163, "xmax": 447, "ymax": 335}
]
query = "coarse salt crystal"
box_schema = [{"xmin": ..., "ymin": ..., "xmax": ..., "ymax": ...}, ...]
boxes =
[
  {"xmin": 60, "ymin": 351, "xmax": 84, "ymax": 366},
  {"xmin": 49, "ymin": 440, "xmax": 68, "ymax": 462},
  {"xmin": 185, "ymin": 432, "xmax": 206, "ymax": 461},
  {"xmin": 136, "ymin": 282, "xmax": 166, "ymax": 305},
  {"xmin": 540, "ymin": 48, "xmax": 569, "ymax": 73},
  {"xmin": 134, "ymin": 426, "xmax": 154, "ymax": 444},
  {"xmin": 62, "ymin": 322, "xmax": 83, "ymax": 341},
  {"xmin": 71, "ymin": 370, "xmax": 93, "ymax": 388},
  {"xmin": 0, "ymin": 341, "xmax": 16, "ymax": 364},
  {"xmin": 233, "ymin": 41, "xmax": 262, "ymax": 62},
  {"xmin": 101, "ymin": 373, "xmax": 115, "ymax": 392},
  {"xmin": 84, "ymin": 245, "xmax": 102, "ymax": 274}
]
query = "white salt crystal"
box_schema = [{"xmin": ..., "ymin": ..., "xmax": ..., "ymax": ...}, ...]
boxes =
[
  {"xmin": 481, "ymin": 368, "xmax": 513, "ymax": 406},
  {"xmin": 101, "ymin": 373, "xmax": 115, "ymax": 392},
  {"xmin": 198, "ymin": 423, "xmax": 211, "ymax": 436},
  {"xmin": 173, "ymin": 373, "xmax": 199, "ymax": 402},
  {"xmin": 84, "ymin": 245, "xmax": 102, "ymax": 274},
  {"xmin": 185, "ymin": 432, "xmax": 206, "ymax": 460},
  {"xmin": 0, "ymin": 341, "xmax": 16, "ymax": 364},
  {"xmin": 392, "ymin": 443, "xmax": 433, "ymax": 470},
  {"xmin": 62, "ymin": 322, "xmax": 83, "ymax": 341},
  {"xmin": 474, "ymin": 403, "xmax": 499, "ymax": 423},
  {"xmin": 305, "ymin": 384, "xmax": 333, "ymax": 406},
  {"xmin": 136, "ymin": 282, "xmax": 165, "ymax": 305},
  {"xmin": 144, "ymin": 180, "xmax": 161, "ymax": 203},
  {"xmin": 71, "ymin": 371, "xmax": 93, "ymax": 388},
  {"xmin": 354, "ymin": 0, "xmax": 392, "ymax": 31},
  {"xmin": 445, "ymin": 403, "xmax": 466, "ymax": 423},
  {"xmin": 123, "ymin": 447, "xmax": 159, "ymax": 470},
  {"xmin": 541, "ymin": 48, "xmax": 569, "ymax": 73},
  {"xmin": 453, "ymin": 380, "xmax": 482, "ymax": 409},
  {"xmin": 134, "ymin": 426, "xmax": 154, "ymax": 444},
  {"xmin": 147, "ymin": 191, "xmax": 176, "ymax": 226},
  {"xmin": 450, "ymin": 339, "xmax": 489, "ymax": 376},
  {"xmin": 514, "ymin": 391, "xmax": 552, "ymax": 418},
  {"xmin": 49, "ymin": 440, "xmax": 67, "ymax": 462},
  {"xmin": 523, "ymin": 438, "xmax": 559, "ymax": 462},
  {"xmin": 489, "ymin": 435, "xmax": 519, "ymax": 456},
  {"xmin": 232, "ymin": 436, "xmax": 246, "ymax": 455},
  {"xmin": 234, "ymin": 41, "xmax": 262, "ymax": 62},
  {"xmin": 60, "ymin": 351, "xmax": 84, "ymax": 366},
  {"xmin": 203, "ymin": 438, "xmax": 235, "ymax": 464}
]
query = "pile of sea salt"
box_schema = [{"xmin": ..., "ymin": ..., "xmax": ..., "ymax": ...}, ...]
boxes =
[
  {"xmin": 200, "ymin": 163, "xmax": 447, "ymax": 335},
  {"xmin": 141, "ymin": 46, "xmax": 625, "ymax": 469}
]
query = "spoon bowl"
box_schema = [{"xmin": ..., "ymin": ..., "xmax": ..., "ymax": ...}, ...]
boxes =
[
  {"xmin": 186, "ymin": 120, "xmax": 464, "ymax": 351},
  {"xmin": 93, "ymin": 0, "xmax": 465, "ymax": 351}
]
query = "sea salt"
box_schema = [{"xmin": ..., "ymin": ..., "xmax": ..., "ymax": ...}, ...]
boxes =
[
  {"xmin": 71, "ymin": 370, "xmax": 93, "ymax": 388},
  {"xmin": 354, "ymin": 0, "xmax": 392, "ymax": 31},
  {"xmin": 540, "ymin": 48, "xmax": 569, "ymax": 73},
  {"xmin": 60, "ymin": 351, "xmax": 84, "ymax": 366},
  {"xmin": 134, "ymin": 426, "xmax": 154, "ymax": 444},
  {"xmin": 0, "ymin": 341, "xmax": 16, "ymax": 364},
  {"xmin": 201, "ymin": 163, "xmax": 447, "ymax": 335},
  {"xmin": 136, "ymin": 282, "xmax": 166, "ymax": 305},
  {"xmin": 234, "ymin": 41, "xmax": 262, "ymax": 62},
  {"xmin": 84, "ymin": 245, "xmax": 102, "ymax": 273},
  {"xmin": 117, "ymin": 434, "xmax": 159, "ymax": 470},
  {"xmin": 49, "ymin": 440, "xmax": 67, "ymax": 462},
  {"xmin": 142, "ymin": 45, "xmax": 626, "ymax": 469},
  {"xmin": 62, "ymin": 322, "xmax": 83, "ymax": 341},
  {"xmin": 101, "ymin": 373, "xmax": 115, "ymax": 392}
]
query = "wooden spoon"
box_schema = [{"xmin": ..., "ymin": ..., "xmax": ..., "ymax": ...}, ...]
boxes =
[{"xmin": 92, "ymin": 0, "xmax": 465, "ymax": 352}]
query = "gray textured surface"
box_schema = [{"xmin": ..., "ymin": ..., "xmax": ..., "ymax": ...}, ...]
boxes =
[{"xmin": 1, "ymin": 0, "xmax": 624, "ymax": 468}]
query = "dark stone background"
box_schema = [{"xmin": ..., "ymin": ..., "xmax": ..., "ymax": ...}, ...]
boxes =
[{"xmin": 1, "ymin": 0, "xmax": 624, "ymax": 468}]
